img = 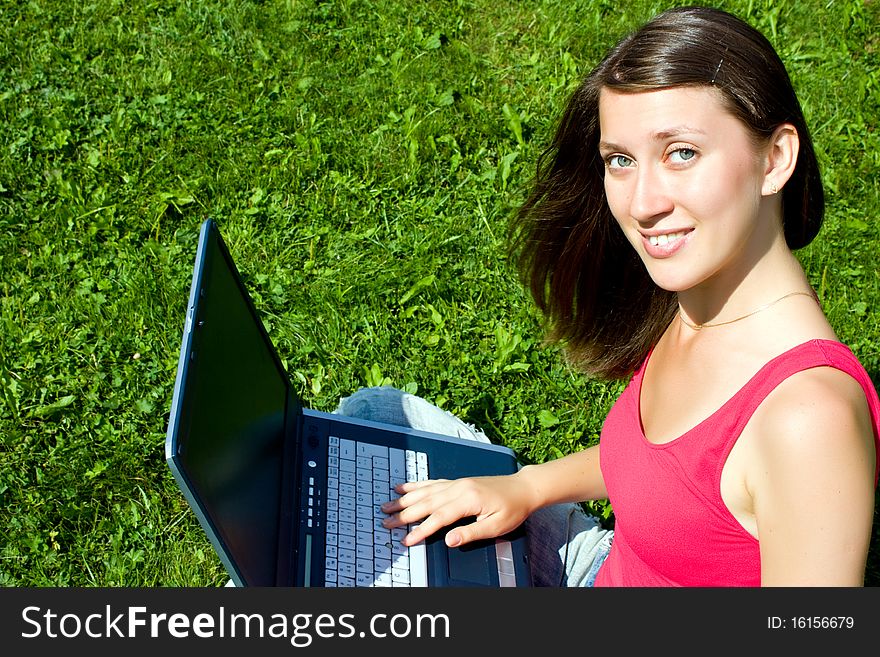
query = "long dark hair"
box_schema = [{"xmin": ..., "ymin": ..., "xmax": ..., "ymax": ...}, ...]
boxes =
[{"xmin": 509, "ymin": 5, "xmax": 824, "ymax": 380}]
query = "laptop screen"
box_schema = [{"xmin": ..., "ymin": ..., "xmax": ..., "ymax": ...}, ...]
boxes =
[{"xmin": 167, "ymin": 222, "xmax": 291, "ymax": 585}]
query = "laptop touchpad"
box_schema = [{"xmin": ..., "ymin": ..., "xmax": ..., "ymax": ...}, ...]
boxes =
[{"xmin": 448, "ymin": 542, "xmax": 491, "ymax": 585}]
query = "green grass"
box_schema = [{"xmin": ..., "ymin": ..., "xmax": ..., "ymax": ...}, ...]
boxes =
[{"xmin": 1, "ymin": 0, "xmax": 878, "ymax": 586}]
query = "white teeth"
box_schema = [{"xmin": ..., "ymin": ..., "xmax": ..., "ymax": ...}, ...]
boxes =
[{"xmin": 648, "ymin": 231, "xmax": 687, "ymax": 247}]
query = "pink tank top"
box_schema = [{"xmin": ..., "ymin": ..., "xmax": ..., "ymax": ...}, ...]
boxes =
[{"xmin": 594, "ymin": 339, "xmax": 880, "ymax": 587}]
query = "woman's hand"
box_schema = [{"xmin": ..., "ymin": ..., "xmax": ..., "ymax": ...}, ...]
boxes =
[{"xmin": 380, "ymin": 472, "xmax": 536, "ymax": 548}]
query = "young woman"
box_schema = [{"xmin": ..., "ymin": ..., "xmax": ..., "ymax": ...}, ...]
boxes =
[{"xmin": 336, "ymin": 6, "xmax": 880, "ymax": 586}]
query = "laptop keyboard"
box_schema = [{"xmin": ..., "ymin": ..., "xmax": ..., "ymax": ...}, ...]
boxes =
[{"xmin": 323, "ymin": 436, "xmax": 429, "ymax": 587}]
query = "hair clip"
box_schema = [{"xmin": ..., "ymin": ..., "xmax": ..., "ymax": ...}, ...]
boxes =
[{"xmin": 711, "ymin": 58, "xmax": 724, "ymax": 84}]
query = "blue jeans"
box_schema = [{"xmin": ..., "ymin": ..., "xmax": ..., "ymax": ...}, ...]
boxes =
[{"xmin": 334, "ymin": 386, "xmax": 613, "ymax": 587}]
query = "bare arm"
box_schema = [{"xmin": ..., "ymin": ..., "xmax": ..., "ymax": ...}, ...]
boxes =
[
  {"xmin": 381, "ymin": 444, "xmax": 607, "ymax": 547},
  {"xmin": 751, "ymin": 368, "xmax": 876, "ymax": 586},
  {"xmin": 517, "ymin": 443, "xmax": 607, "ymax": 506}
]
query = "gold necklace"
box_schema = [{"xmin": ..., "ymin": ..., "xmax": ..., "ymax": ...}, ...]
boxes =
[{"xmin": 679, "ymin": 291, "xmax": 817, "ymax": 330}]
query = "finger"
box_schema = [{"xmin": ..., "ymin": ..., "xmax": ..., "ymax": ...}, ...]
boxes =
[
  {"xmin": 401, "ymin": 520, "xmax": 441, "ymax": 546},
  {"xmin": 382, "ymin": 497, "xmax": 467, "ymax": 543},
  {"xmin": 393, "ymin": 478, "xmax": 448, "ymax": 495},
  {"xmin": 399, "ymin": 504, "xmax": 473, "ymax": 545},
  {"xmin": 380, "ymin": 498, "xmax": 405, "ymax": 514},
  {"xmin": 381, "ymin": 497, "xmax": 437, "ymax": 530},
  {"xmin": 380, "ymin": 492, "xmax": 441, "ymax": 529},
  {"xmin": 381, "ymin": 511, "xmax": 408, "ymax": 530},
  {"xmin": 444, "ymin": 515, "xmax": 511, "ymax": 548},
  {"xmin": 380, "ymin": 479, "xmax": 452, "ymax": 514}
]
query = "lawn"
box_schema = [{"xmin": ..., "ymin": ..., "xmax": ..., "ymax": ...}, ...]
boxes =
[{"xmin": 1, "ymin": 0, "xmax": 878, "ymax": 586}]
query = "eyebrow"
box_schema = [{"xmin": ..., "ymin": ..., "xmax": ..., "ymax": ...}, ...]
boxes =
[{"xmin": 598, "ymin": 125, "xmax": 707, "ymax": 152}]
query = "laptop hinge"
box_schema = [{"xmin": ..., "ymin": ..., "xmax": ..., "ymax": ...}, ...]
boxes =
[{"xmin": 274, "ymin": 390, "xmax": 301, "ymax": 585}]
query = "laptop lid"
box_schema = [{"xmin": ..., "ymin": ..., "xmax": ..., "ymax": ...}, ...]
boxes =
[{"xmin": 166, "ymin": 219, "xmax": 296, "ymax": 586}]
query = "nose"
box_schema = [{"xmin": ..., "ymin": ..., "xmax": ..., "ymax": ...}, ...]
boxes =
[{"xmin": 628, "ymin": 164, "xmax": 674, "ymax": 223}]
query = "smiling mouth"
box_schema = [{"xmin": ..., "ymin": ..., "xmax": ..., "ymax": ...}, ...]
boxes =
[{"xmin": 646, "ymin": 230, "xmax": 689, "ymax": 247}]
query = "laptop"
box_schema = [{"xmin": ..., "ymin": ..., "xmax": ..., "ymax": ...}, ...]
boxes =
[{"xmin": 165, "ymin": 219, "xmax": 531, "ymax": 587}]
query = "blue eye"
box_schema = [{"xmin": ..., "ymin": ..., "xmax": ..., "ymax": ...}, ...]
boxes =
[
  {"xmin": 669, "ymin": 148, "xmax": 695, "ymax": 163},
  {"xmin": 607, "ymin": 154, "xmax": 634, "ymax": 169}
]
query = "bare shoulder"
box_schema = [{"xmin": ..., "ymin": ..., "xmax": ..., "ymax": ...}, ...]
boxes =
[
  {"xmin": 746, "ymin": 364, "xmax": 877, "ymax": 585},
  {"xmin": 750, "ymin": 365, "xmax": 876, "ymax": 481}
]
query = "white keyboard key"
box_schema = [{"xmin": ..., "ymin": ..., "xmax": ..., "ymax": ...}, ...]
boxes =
[
  {"xmin": 389, "ymin": 448, "xmax": 406, "ymax": 479},
  {"xmin": 373, "ymin": 573, "xmax": 392, "ymax": 587},
  {"xmin": 357, "ymin": 443, "xmax": 388, "ymax": 459},
  {"xmin": 409, "ymin": 523, "xmax": 428, "ymax": 587},
  {"xmin": 340, "ymin": 439, "xmax": 356, "ymax": 459}
]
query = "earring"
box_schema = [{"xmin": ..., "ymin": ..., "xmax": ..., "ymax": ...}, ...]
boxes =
[{"xmin": 770, "ymin": 182, "xmax": 778, "ymax": 194}]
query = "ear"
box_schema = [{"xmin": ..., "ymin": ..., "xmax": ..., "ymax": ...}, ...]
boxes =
[{"xmin": 762, "ymin": 123, "xmax": 799, "ymax": 196}]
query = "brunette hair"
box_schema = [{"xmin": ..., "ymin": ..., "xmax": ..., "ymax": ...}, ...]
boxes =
[{"xmin": 509, "ymin": 5, "xmax": 824, "ymax": 379}]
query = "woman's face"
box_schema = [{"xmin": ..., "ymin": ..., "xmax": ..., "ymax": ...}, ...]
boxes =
[{"xmin": 598, "ymin": 85, "xmax": 777, "ymax": 294}]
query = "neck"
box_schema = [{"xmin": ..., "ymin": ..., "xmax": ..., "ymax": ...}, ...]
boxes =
[{"xmin": 677, "ymin": 236, "xmax": 810, "ymax": 328}]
